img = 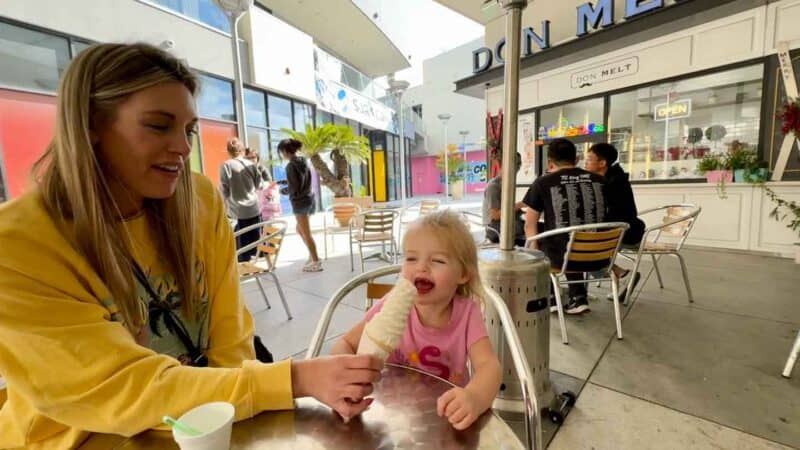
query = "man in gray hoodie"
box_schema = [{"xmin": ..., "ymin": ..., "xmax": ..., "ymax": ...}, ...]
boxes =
[{"xmin": 220, "ymin": 138, "xmax": 263, "ymax": 262}]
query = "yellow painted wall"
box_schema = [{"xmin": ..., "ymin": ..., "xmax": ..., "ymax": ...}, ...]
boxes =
[{"xmin": 372, "ymin": 150, "xmax": 386, "ymax": 202}]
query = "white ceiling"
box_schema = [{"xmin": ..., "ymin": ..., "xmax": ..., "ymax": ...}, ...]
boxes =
[
  {"xmin": 257, "ymin": 0, "xmax": 410, "ymax": 77},
  {"xmin": 433, "ymin": 0, "xmax": 505, "ymax": 25}
]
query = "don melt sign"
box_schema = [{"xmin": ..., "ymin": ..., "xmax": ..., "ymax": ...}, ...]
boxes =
[{"xmin": 472, "ymin": 0, "xmax": 690, "ymax": 74}]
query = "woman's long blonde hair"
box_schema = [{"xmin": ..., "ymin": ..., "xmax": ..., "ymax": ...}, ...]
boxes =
[{"xmin": 32, "ymin": 43, "xmax": 200, "ymax": 333}]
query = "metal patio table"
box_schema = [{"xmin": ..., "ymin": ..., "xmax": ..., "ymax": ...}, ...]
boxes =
[{"xmin": 79, "ymin": 364, "xmax": 523, "ymax": 449}]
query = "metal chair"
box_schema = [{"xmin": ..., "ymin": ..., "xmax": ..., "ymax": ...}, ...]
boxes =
[
  {"xmin": 525, "ymin": 222, "xmax": 630, "ymax": 344},
  {"xmin": 782, "ymin": 329, "xmax": 800, "ymax": 378},
  {"xmin": 352, "ymin": 209, "xmax": 400, "ymax": 272},
  {"xmin": 235, "ymin": 220, "xmax": 292, "ymax": 320},
  {"xmin": 399, "ymin": 199, "xmax": 441, "ymax": 236},
  {"xmin": 305, "ymin": 265, "xmax": 542, "ymax": 450},
  {"xmin": 619, "ymin": 204, "xmax": 701, "ymax": 304},
  {"xmin": 322, "ymin": 202, "xmax": 361, "ymax": 269}
]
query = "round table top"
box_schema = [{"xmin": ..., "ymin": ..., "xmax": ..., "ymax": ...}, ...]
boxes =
[{"xmin": 80, "ymin": 364, "xmax": 523, "ymax": 449}]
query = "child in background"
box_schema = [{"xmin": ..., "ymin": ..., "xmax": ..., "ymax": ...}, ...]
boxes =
[
  {"xmin": 332, "ymin": 210, "xmax": 502, "ymax": 430},
  {"xmin": 244, "ymin": 147, "xmax": 280, "ymax": 220}
]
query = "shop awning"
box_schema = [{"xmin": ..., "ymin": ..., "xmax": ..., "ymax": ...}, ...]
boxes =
[
  {"xmin": 432, "ymin": 0, "xmax": 504, "ymax": 25},
  {"xmin": 256, "ymin": 0, "xmax": 410, "ymax": 77}
]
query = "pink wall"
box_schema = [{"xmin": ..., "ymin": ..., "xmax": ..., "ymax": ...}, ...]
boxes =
[{"xmin": 411, "ymin": 150, "xmax": 487, "ymax": 196}]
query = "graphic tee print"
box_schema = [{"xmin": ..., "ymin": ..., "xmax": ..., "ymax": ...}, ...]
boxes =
[{"xmin": 364, "ymin": 296, "xmax": 488, "ymax": 387}]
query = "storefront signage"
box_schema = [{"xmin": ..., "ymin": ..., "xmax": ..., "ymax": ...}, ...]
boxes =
[
  {"xmin": 653, "ymin": 99, "xmax": 692, "ymax": 121},
  {"xmin": 315, "ymin": 74, "xmax": 395, "ymax": 133},
  {"xmin": 472, "ymin": 0, "xmax": 685, "ymax": 74},
  {"xmin": 570, "ymin": 57, "xmax": 639, "ymax": 89}
]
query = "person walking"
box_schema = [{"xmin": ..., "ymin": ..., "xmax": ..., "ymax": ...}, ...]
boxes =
[
  {"xmin": 277, "ymin": 138, "xmax": 322, "ymax": 272},
  {"xmin": 220, "ymin": 138, "xmax": 263, "ymax": 262}
]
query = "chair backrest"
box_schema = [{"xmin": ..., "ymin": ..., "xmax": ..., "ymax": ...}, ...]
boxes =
[
  {"xmin": 234, "ymin": 220, "xmax": 287, "ymax": 269},
  {"xmin": 419, "ymin": 199, "xmax": 441, "ymax": 216},
  {"xmin": 645, "ymin": 204, "xmax": 701, "ymax": 250},
  {"xmin": 365, "ymin": 281, "xmax": 394, "ymax": 310},
  {"xmin": 360, "ymin": 210, "xmax": 398, "ymax": 237},
  {"xmin": 256, "ymin": 222, "xmax": 287, "ymax": 270},
  {"xmin": 523, "ymin": 222, "xmax": 628, "ymax": 276}
]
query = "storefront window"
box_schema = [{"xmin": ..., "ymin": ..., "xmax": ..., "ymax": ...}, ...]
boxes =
[
  {"xmin": 608, "ymin": 64, "xmax": 763, "ymax": 181},
  {"xmin": 244, "ymin": 88, "xmax": 266, "ymax": 128},
  {"xmin": 149, "ymin": 0, "xmax": 230, "ymax": 33},
  {"xmin": 316, "ymin": 110, "xmax": 332, "ymax": 126},
  {"xmin": 0, "ymin": 22, "xmax": 70, "ymax": 92},
  {"xmin": 539, "ymin": 98, "xmax": 605, "ymax": 141},
  {"xmin": 71, "ymin": 40, "xmax": 91, "ymax": 58},
  {"xmin": 197, "ymin": 74, "xmax": 235, "ymax": 122},
  {"xmin": 294, "ymin": 102, "xmax": 313, "ymax": 131}
]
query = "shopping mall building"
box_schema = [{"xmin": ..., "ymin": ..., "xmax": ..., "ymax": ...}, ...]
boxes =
[
  {"xmin": 0, "ymin": 0, "xmax": 418, "ymax": 212},
  {"xmin": 442, "ymin": 0, "xmax": 800, "ymax": 258}
]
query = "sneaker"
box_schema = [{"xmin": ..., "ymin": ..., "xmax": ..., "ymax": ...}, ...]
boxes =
[
  {"xmin": 564, "ymin": 297, "xmax": 590, "ymax": 315},
  {"xmin": 302, "ymin": 260, "xmax": 323, "ymax": 272}
]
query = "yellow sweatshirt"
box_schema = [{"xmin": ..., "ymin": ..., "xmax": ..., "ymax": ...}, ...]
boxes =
[{"xmin": 0, "ymin": 173, "xmax": 293, "ymax": 449}]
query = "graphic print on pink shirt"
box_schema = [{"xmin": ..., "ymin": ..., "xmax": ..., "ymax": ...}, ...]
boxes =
[{"xmin": 364, "ymin": 295, "xmax": 488, "ymax": 387}]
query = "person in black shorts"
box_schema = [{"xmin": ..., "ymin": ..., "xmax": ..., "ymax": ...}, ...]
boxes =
[
  {"xmin": 277, "ymin": 138, "xmax": 322, "ymax": 272},
  {"xmin": 522, "ymin": 138, "xmax": 606, "ymax": 314}
]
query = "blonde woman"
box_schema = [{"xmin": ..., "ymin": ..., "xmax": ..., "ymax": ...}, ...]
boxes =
[{"xmin": 0, "ymin": 43, "xmax": 380, "ymax": 450}]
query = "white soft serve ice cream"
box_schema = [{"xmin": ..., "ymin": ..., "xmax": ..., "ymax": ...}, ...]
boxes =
[{"xmin": 357, "ymin": 277, "xmax": 417, "ymax": 360}]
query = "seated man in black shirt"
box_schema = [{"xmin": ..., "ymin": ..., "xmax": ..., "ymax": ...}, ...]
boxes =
[
  {"xmin": 585, "ymin": 143, "xmax": 645, "ymax": 302},
  {"xmin": 523, "ymin": 138, "xmax": 606, "ymax": 314}
]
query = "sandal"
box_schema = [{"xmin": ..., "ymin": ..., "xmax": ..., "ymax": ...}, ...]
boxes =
[{"xmin": 302, "ymin": 261, "xmax": 323, "ymax": 272}]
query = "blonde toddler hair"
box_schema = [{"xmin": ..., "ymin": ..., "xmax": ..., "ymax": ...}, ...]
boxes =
[{"xmin": 402, "ymin": 209, "xmax": 484, "ymax": 302}]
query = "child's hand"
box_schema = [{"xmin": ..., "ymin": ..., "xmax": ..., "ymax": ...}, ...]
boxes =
[{"xmin": 436, "ymin": 387, "xmax": 482, "ymax": 430}]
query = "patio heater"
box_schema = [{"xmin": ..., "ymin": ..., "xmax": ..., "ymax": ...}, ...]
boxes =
[
  {"xmin": 215, "ymin": 0, "xmax": 253, "ymax": 147},
  {"xmin": 477, "ymin": 1, "xmax": 572, "ymax": 448}
]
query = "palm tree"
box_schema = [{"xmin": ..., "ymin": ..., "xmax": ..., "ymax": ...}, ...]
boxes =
[{"xmin": 282, "ymin": 124, "xmax": 370, "ymax": 197}]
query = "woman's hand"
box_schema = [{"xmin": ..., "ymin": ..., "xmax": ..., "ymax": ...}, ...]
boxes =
[
  {"xmin": 291, "ymin": 355, "xmax": 383, "ymax": 422},
  {"xmin": 436, "ymin": 387, "xmax": 481, "ymax": 430}
]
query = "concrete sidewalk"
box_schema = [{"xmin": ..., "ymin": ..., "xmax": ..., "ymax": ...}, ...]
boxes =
[{"xmin": 240, "ymin": 215, "xmax": 799, "ymax": 449}]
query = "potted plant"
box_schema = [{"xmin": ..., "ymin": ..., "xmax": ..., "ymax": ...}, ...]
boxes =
[
  {"xmin": 743, "ymin": 159, "xmax": 769, "ymax": 183},
  {"xmin": 726, "ymin": 141, "xmax": 755, "ymax": 182},
  {"xmin": 764, "ymin": 188, "xmax": 800, "ymax": 263},
  {"xmin": 436, "ymin": 144, "xmax": 466, "ymax": 200},
  {"xmin": 698, "ymin": 153, "xmax": 732, "ymax": 198}
]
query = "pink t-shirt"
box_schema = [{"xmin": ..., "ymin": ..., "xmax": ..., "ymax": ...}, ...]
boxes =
[{"xmin": 364, "ymin": 295, "xmax": 488, "ymax": 387}]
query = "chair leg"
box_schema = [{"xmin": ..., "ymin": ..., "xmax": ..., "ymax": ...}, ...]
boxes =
[
  {"xmin": 267, "ymin": 271, "xmax": 292, "ymax": 320},
  {"xmin": 674, "ymin": 252, "xmax": 694, "ymax": 303},
  {"xmin": 611, "ymin": 272, "xmax": 623, "ymax": 340},
  {"xmin": 624, "ymin": 253, "xmax": 643, "ymax": 306},
  {"xmin": 254, "ymin": 276, "xmax": 271, "ymax": 310},
  {"xmin": 550, "ymin": 274, "xmax": 568, "ymax": 345},
  {"xmin": 323, "ymin": 231, "xmax": 328, "ymax": 260},
  {"xmin": 782, "ymin": 329, "xmax": 800, "ymax": 378},
  {"xmin": 359, "ymin": 243, "xmax": 365, "ymax": 273},
  {"xmin": 651, "ymin": 254, "xmax": 664, "ymax": 288},
  {"xmin": 349, "ymin": 233, "xmax": 354, "ymax": 272}
]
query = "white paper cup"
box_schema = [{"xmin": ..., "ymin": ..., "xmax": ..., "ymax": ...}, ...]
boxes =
[{"xmin": 172, "ymin": 402, "xmax": 235, "ymax": 450}]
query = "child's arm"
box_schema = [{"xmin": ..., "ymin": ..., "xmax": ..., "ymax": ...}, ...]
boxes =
[
  {"xmin": 330, "ymin": 318, "xmax": 368, "ymax": 355},
  {"xmin": 437, "ymin": 337, "xmax": 502, "ymax": 430}
]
